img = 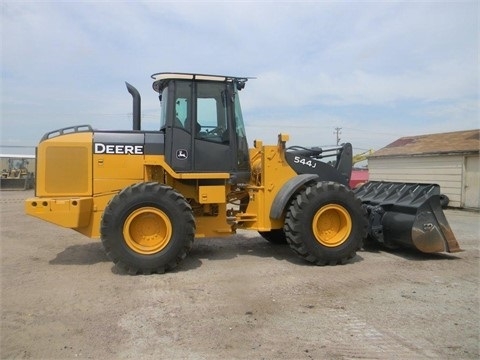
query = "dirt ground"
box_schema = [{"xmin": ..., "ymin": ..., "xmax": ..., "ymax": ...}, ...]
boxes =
[{"xmin": 1, "ymin": 189, "xmax": 479, "ymax": 359}]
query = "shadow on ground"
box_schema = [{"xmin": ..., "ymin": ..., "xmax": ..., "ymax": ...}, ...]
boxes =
[{"xmin": 48, "ymin": 234, "xmax": 367, "ymax": 274}]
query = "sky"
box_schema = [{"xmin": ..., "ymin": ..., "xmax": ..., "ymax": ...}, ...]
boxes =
[{"xmin": 1, "ymin": 1, "xmax": 479, "ymax": 157}]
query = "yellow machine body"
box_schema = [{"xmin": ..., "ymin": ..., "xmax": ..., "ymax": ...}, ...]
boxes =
[{"xmin": 25, "ymin": 132, "xmax": 295, "ymax": 239}]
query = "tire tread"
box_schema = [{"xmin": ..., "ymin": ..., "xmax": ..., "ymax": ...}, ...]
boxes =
[
  {"xmin": 284, "ymin": 181, "xmax": 367, "ymax": 266},
  {"xmin": 101, "ymin": 182, "xmax": 195, "ymax": 275}
]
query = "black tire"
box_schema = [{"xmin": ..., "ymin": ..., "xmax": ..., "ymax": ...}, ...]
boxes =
[
  {"xmin": 101, "ymin": 182, "xmax": 195, "ymax": 275},
  {"xmin": 258, "ymin": 229, "xmax": 288, "ymax": 244},
  {"xmin": 284, "ymin": 181, "xmax": 367, "ymax": 265}
]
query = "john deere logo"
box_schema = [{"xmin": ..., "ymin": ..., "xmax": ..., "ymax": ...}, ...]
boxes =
[
  {"xmin": 176, "ymin": 149, "xmax": 188, "ymax": 160},
  {"xmin": 94, "ymin": 143, "xmax": 144, "ymax": 155}
]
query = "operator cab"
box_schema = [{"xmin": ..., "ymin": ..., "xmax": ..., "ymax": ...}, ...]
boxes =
[{"xmin": 152, "ymin": 73, "xmax": 250, "ymax": 183}]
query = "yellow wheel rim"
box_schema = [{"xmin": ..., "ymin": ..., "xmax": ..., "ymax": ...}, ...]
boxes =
[
  {"xmin": 312, "ymin": 204, "xmax": 352, "ymax": 247},
  {"xmin": 123, "ymin": 207, "xmax": 172, "ymax": 255}
]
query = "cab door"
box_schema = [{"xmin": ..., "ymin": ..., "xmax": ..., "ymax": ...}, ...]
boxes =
[{"xmin": 193, "ymin": 82, "xmax": 233, "ymax": 172}]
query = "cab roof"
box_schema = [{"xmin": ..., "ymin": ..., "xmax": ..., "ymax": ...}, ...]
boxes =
[{"xmin": 151, "ymin": 72, "xmax": 250, "ymax": 93}]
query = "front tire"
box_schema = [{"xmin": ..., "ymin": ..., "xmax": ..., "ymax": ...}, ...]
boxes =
[
  {"xmin": 101, "ymin": 182, "xmax": 195, "ymax": 274},
  {"xmin": 284, "ymin": 181, "xmax": 367, "ymax": 265}
]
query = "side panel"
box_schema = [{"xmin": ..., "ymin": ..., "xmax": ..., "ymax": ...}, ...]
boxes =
[
  {"xmin": 198, "ymin": 185, "xmax": 226, "ymax": 204},
  {"xmin": 93, "ymin": 132, "xmax": 146, "ymax": 194}
]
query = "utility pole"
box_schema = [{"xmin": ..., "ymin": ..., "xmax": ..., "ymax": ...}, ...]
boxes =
[{"xmin": 334, "ymin": 127, "xmax": 342, "ymax": 145}]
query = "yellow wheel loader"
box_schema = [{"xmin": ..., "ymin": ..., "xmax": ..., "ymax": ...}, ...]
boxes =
[
  {"xmin": 25, "ymin": 73, "xmax": 460, "ymax": 274},
  {"xmin": 1, "ymin": 157, "xmax": 34, "ymax": 190}
]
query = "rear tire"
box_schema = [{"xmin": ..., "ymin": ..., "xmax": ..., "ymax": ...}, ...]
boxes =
[
  {"xmin": 284, "ymin": 181, "xmax": 367, "ymax": 265},
  {"xmin": 101, "ymin": 182, "xmax": 195, "ymax": 274}
]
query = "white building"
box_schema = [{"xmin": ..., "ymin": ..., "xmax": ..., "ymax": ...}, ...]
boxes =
[{"xmin": 368, "ymin": 129, "xmax": 479, "ymax": 210}]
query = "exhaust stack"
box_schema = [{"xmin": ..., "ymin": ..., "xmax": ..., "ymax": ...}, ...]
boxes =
[{"xmin": 126, "ymin": 82, "xmax": 141, "ymax": 130}]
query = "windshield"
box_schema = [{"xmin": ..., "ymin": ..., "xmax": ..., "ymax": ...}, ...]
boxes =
[{"xmin": 234, "ymin": 87, "xmax": 250, "ymax": 170}]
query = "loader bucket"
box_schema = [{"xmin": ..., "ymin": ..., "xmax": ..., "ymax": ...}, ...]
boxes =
[
  {"xmin": 0, "ymin": 178, "xmax": 32, "ymax": 191},
  {"xmin": 354, "ymin": 181, "xmax": 461, "ymax": 253}
]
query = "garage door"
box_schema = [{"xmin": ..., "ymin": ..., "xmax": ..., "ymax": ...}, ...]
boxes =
[{"xmin": 464, "ymin": 156, "xmax": 480, "ymax": 209}]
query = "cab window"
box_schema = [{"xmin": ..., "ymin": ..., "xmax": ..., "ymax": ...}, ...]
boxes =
[{"xmin": 195, "ymin": 82, "xmax": 229, "ymax": 143}]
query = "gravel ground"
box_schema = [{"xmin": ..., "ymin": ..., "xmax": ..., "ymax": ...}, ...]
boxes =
[{"xmin": 1, "ymin": 190, "xmax": 479, "ymax": 359}]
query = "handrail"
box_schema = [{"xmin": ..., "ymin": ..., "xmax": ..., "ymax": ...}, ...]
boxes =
[{"xmin": 40, "ymin": 125, "xmax": 93, "ymax": 141}]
